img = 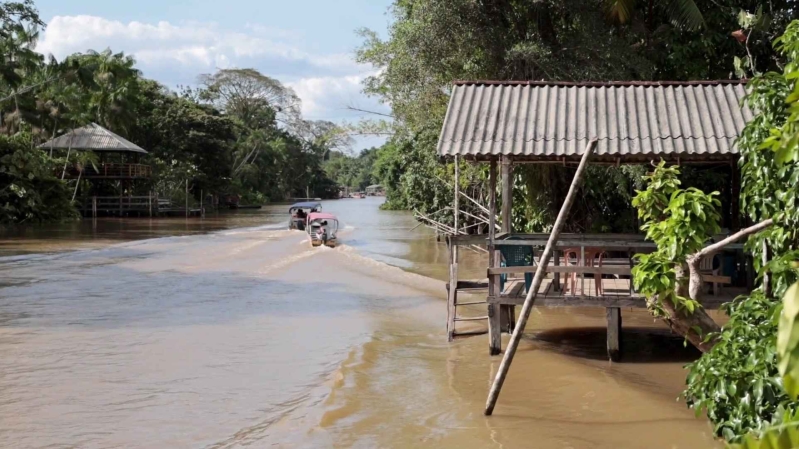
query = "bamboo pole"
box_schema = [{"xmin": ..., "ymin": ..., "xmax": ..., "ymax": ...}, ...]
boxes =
[{"xmin": 484, "ymin": 139, "xmax": 596, "ymax": 416}]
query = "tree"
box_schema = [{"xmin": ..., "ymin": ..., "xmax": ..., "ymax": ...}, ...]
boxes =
[
  {"xmin": 66, "ymin": 49, "xmax": 141, "ymax": 133},
  {"xmin": 679, "ymin": 20, "xmax": 799, "ymax": 443},
  {"xmin": 198, "ymin": 68, "xmax": 300, "ymax": 129}
]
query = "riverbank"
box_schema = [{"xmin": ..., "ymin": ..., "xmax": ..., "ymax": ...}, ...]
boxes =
[{"xmin": 0, "ymin": 197, "xmax": 719, "ymax": 448}]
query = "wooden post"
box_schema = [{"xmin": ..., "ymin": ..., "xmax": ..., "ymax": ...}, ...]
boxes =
[
  {"xmin": 500, "ymin": 156, "xmax": 515, "ymax": 332},
  {"xmin": 500, "ymin": 156, "xmax": 513, "ymax": 233},
  {"xmin": 446, "ymin": 156, "xmax": 460, "ymax": 341},
  {"xmin": 484, "ymin": 140, "xmax": 596, "ymax": 416},
  {"xmin": 154, "ymin": 191, "xmax": 159, "ymax": 217},
  {"xmin": 553, "ymin": 249, "xmax": 560, "ymax": 291},
  {"xmin": 447, "ymin": 237, "xmax": 458, "ymax": 341},
  {"xmin": 607, "ymin": 307, "xmax": 622, "ymax": 362},
  {"xmin": 580, "ymin": 245, "xmax": 585, "ymax": 296},
  {"xmin": 148, "ymin": 192, "xmax": 152, "ymax": 217},
  {"xmin": 200, "ymin": 189, "xmax": 204, "ymax": 218},
  {"xmin": 488, "ymin": 159, "xmax": 501, "ymax": 354},
  {"xmin": 119, "ymin": 189, "xmax": 123, "ymax": 216},
  {"xmin": 185, "ymin": 179, "xmax": 189, "ymax": 218}
]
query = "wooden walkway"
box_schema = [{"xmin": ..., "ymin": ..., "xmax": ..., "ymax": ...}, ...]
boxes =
[{"xmin": 489, "ymin": 277, "xmax": 741, "ymax": 309}]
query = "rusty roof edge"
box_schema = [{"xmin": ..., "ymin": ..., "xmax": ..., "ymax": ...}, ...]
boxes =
[{"xmin": 452, "ymin": 79, "xmax": 749, "ymax": 87}]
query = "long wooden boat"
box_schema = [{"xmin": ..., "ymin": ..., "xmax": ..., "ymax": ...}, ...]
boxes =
[
  {"xmin": 306, "ymin": 212, "xmax": 339, "ymax": 247},
  {"xmin": 288, "ymin": 201, "xmax": 321, "ymax": 230}
]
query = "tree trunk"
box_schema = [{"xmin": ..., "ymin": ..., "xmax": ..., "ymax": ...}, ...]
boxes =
[
  {"xmin": 658, "ymin": 219, "xmax": 774, "ymax": 353},
  {"xmin": 71, "ymin": 169, "xmax": 82, "ymax": 202}
]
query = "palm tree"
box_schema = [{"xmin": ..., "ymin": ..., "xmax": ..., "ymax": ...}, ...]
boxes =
[
  {"xmin": 69, "ymin": 49, "xmax": 141, "ymax": 133},
  {"xmin": 606, "ymin": 0, "xmax": 704, "ymax": 34}
]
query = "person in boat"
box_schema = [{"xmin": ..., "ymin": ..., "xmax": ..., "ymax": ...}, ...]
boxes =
[
  {"xmin": 316, "ymin": 220, "xmax": 328, "ymax": 241},
  {"xmin": 296, "ymin": 208, "xmax": 307, "ymax": 220}
]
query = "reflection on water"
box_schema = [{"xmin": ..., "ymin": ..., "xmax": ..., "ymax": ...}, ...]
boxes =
[{"xmin": 0, "ymin": 197, "xmax": 719, "ymax": 448}]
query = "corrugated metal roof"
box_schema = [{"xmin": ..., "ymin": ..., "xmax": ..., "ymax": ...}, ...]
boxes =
[
  {"xmin": 437, "ymin": 81, "xmax": 752, "ymax": 161},
  {"xmin": 39, "ymin": 123, "xmax": 147, "ymax": 154}
]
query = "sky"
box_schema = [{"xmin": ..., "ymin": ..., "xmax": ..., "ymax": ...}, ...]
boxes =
[{"xmin": 33, "ymin": 0, "xmax": 394, "ymax": 150}]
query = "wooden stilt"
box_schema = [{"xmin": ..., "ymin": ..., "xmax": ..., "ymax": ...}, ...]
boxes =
[
  {"xmin": 488, "ymin": 304, "xmax": 501, "ymax": 354},
  {"xmin": 447, "ymin": 237, "xmax": 458, "ymax": 341},
  {"xmin": 185, "ymin": 179, "xmax": 189, "ymax": 218},
  {"xmin": 487, "ymin": 159, "xmax": 502, "ymax": 355},
  {"xmin": 446, "ymin": 156, "xmax": 461, "ymax": 341},
  {"xmin": 484, "ymin": 140, "xmax": 596, "ymax": 416},
  {"xmin": 92, "ymin": 196, "xmax": 97, "ymax": 219},
  {"xmin": 148, "ymin": 192, "xmax": 152, "ymax": 217},
  {"xmin": 607, "ymin": 307, "xmax": 622, "ymax": 362}
]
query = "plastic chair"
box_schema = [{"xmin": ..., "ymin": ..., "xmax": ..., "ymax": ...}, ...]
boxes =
[
  {"xmin": 497, "ymin": 242, "xmax": 534, "ymax": 294},
  {"xmin": 562, "ymin": 247, "xmax": 606, "ymax": 296}
]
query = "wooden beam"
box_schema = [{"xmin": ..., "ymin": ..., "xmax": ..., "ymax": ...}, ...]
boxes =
[
  {"xmin": 489, "ymin": 295, "xmax": 647, "ymax": 308},
  {"xmin": 485, "ymin": 139, "xmax": 597, "ymax": 416},
  {"xmin": 488, "ymin": 265, "xmax": 632, "ymax": 275},
  {"xmin": 607, "ymin": 308, "xmax": 622, "ymax": 362},
  {"xmin": 487, "ymin": 294, "xmax": 730, "ymax": 310},
  {"xmin": 702, "ymin": 274, "xmax": 731, "ymax": 284}
]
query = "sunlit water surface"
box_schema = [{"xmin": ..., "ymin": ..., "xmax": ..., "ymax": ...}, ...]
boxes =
[{"xmin": 0, "ymin": 198, "xmax": 719, "ymax": 448}]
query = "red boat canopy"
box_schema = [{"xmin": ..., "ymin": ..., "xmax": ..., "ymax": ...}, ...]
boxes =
[{"xmin": 307, "ymin": 212, "xmax": 338, "ymax": 221}]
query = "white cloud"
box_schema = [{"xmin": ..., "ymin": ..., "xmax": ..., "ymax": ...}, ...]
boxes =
[
  {"xmin": 287, "ymin": 73, "xmax": 389, "ymax": 120},
  {"xmin": 36, "ymin": 15, "xmax": 356, "ymax": 73},
  {"xmin": 35, "ymin": 15, "xmax": 388, "ymax": 148}
]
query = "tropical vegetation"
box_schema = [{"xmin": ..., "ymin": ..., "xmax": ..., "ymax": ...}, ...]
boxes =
[{"xmin": 0, "ymin": 0, "xmax": 351, "ymax": 225}]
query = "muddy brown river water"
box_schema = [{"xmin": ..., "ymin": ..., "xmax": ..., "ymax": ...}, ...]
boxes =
[{"xmin": 0, "ymin": 197, "xmax": 720, "ymax": 448}]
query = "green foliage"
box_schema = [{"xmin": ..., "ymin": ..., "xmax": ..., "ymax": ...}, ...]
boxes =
[
  {"xmin": 355, "ymin": 0, "xmax": 789, "ymax": 230},
  {"xmin": 685, "ymin": 292, "xmax": 789, "ymax": 442},
  {"xmin": 0, "ymin": 132, "xmax": 77, "ymax": 223},
  {"xmin": 630, "ymin": 162, "xmax": 721, "ymax": 313},
  {"xmin": 728, "ymin": 409, "xmax": 799, "ymax": 449},
  {"xmin": 684, "ymin": 21, "xmax": 799, "ymax": 445},
  {"xmin": 325, "ymin": 148, "xmax": 380, "ymax": 192},
  {"xmin": 738, "ymin": 22, "xmax": 799, "ymax": 301},
  {"xmin": 779, "ymin": 278, "xmax": 799, "ymax": 400}
]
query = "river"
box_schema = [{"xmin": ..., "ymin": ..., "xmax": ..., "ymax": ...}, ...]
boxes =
[{"xmin": 0, "ymin": 197, "xmax": 719, "ymax": 448}]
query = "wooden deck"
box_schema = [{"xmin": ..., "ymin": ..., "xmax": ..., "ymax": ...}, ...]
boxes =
[{"xmin": 489, "ymin": 277, "xmax": 742, "ymax": 309}]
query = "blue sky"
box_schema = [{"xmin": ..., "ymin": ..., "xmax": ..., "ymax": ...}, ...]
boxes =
[{"xmin": 33, "ymin": 0, "xmax": 394, "ymax": 150}]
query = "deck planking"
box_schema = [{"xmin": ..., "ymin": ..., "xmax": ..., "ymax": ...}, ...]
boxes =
[{"xmin": 487, "ymin": 277, "xmax": 740, "ymax": 309}]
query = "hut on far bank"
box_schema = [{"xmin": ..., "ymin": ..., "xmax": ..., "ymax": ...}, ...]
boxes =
[
  {"xmin": 365, "ymin": 184, "xmax": 384, "ymax": 196},
  {"xmin": 41, "ymin": 123, "xmax": 200, "ymax": 217}
]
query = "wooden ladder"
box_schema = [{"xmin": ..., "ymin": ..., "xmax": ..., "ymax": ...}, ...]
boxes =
[{"xmin": 446, "ymin": 280, "xmax": 489, "ymax": 340}]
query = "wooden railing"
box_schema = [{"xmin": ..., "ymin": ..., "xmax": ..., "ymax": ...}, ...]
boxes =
[{"xmin": 60, "ymin": 163, "xmax": 151, "ymax": 179}]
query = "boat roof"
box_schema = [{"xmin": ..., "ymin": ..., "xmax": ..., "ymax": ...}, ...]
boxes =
[
  {"xmin": 308, "ymin": 212, "xmax": 337, "ymax": 221},
  {"xmin": 289, "ymin": 201, "xmax": 321, "ymax": 210}
]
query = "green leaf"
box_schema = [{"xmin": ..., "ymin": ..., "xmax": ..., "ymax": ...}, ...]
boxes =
[{"xmin": 778, "ymin": 282, "xmax": 799, "ymax": 399}]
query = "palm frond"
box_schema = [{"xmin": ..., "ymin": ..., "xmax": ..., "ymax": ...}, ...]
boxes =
[
  {"xmin": 666, "ymin": 0, "xmax": 704, "ymax": 31},
  {"xmin": 605, "ymin": 0, "xmax": 636, "ymax": 25}
]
